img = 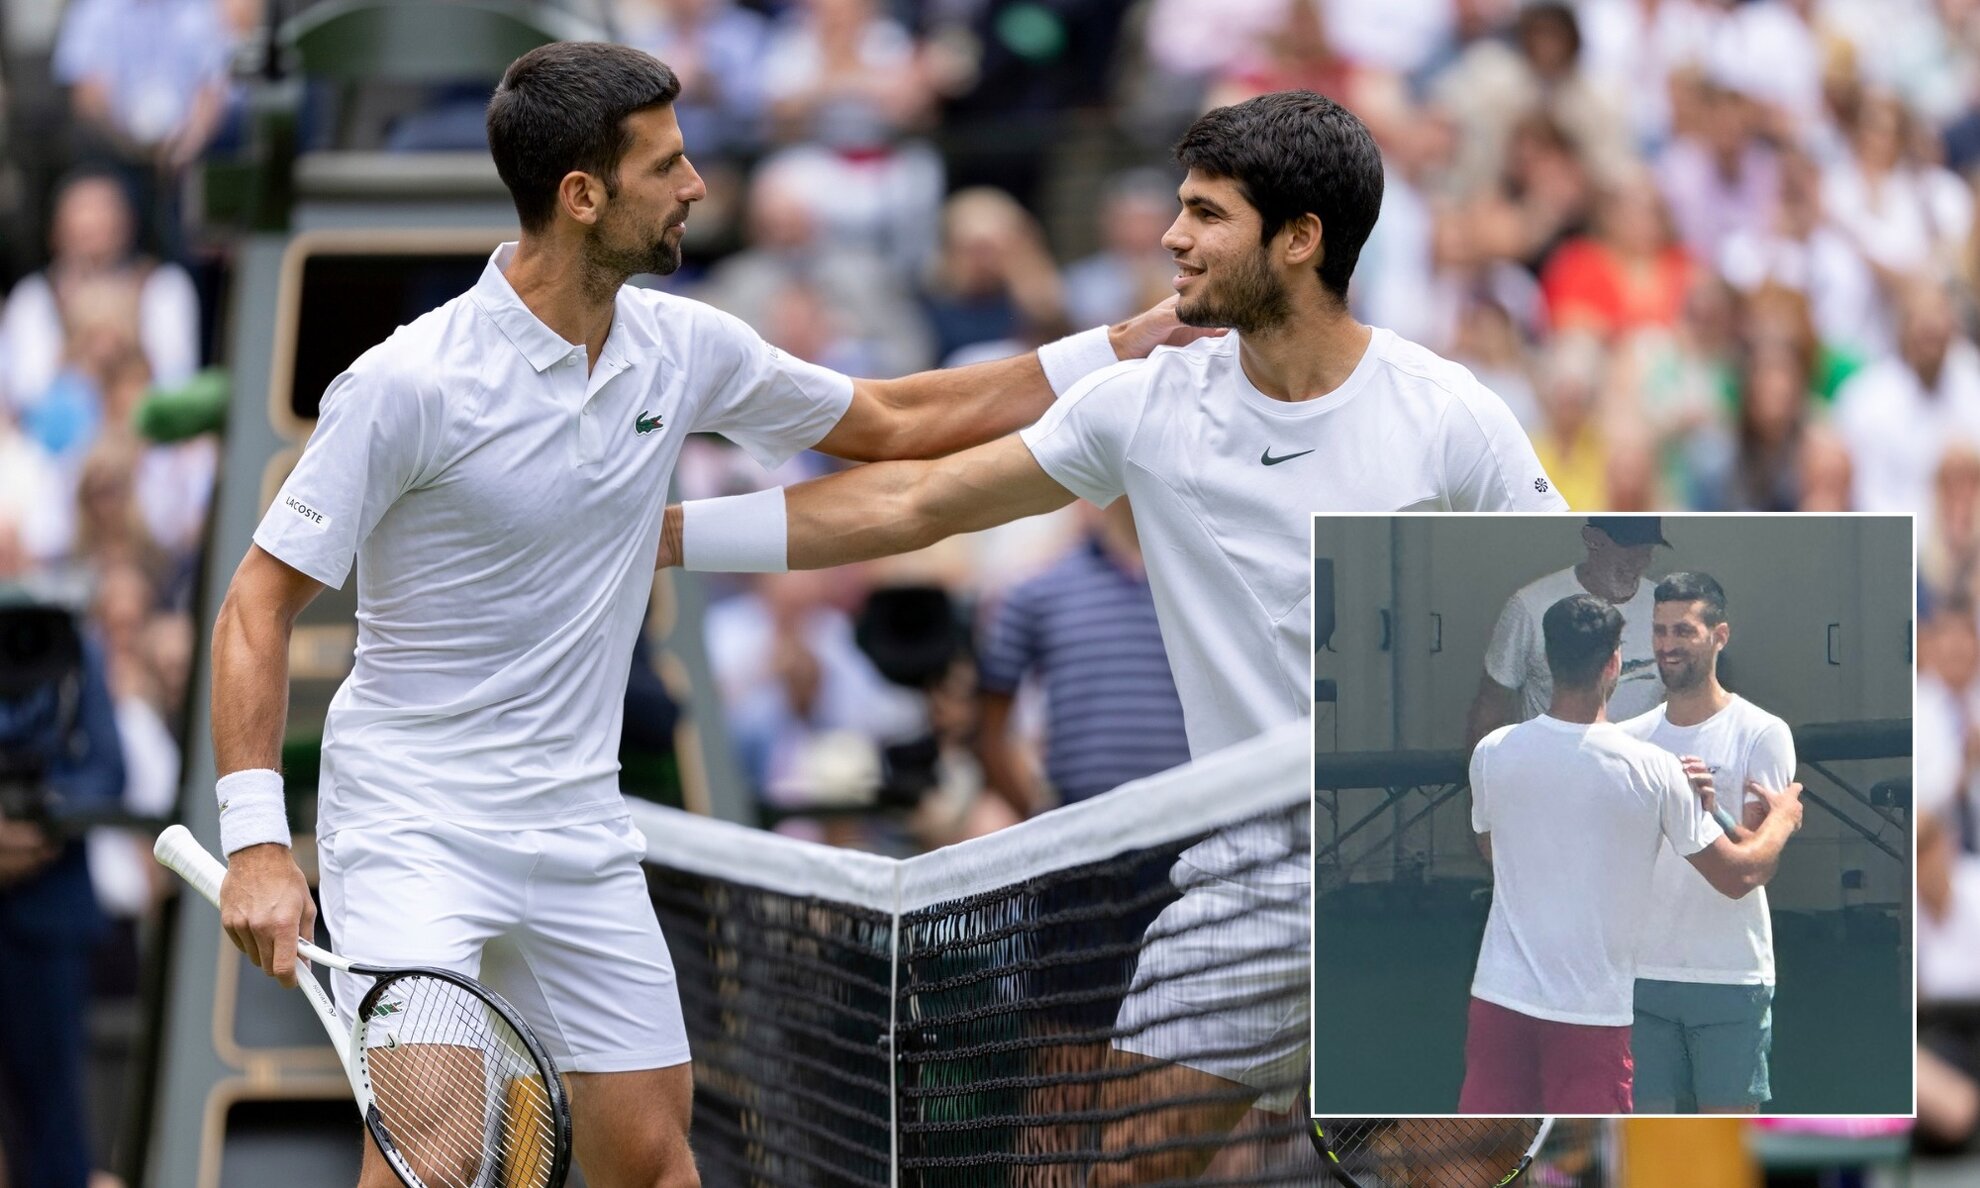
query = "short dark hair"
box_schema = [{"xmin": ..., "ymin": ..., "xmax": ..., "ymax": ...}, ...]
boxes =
[
  {"xmin": 486, "ymin": 42, "xmax": 681, "ymax": 232},
  {"xmin": 1173, "ymin": 90, "xmax": 1384, "ymax": 305},
  {"xmin": 1542, "ymin": 594, "xmax": 1624, "ymax": 689},
  {"xmin": 1654, "ymin": 571, "xmax": 1728, "ymax": 628}
]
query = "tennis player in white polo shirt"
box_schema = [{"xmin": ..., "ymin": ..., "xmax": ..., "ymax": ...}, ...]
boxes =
[
  {"xmin": 207, "ymin": 43, "xmax": 1198, "ymax": 1188},
  {"xmin": 1464, "ymin": 593, "xmax": 1802, "ymax": 1114},
  {"xmin": 1619, "ymin": 571, "xmax": 1796, "ymax": 1113},
  {"xmin": 660, "ymin": 90, "xmax": 1565, "ymax": 1182}
]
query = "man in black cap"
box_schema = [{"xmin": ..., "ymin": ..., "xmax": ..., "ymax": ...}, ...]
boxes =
[{"xmin": 1466, "ymin": 517, "xmax": 1672, "ymax": 748}]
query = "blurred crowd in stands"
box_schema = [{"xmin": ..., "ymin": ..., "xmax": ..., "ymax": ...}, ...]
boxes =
[{"xmin": 0, "ymin": 0, "xmax": 1978, "ymax": 1179}]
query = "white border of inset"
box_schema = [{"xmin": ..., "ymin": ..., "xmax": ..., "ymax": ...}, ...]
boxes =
[{"xmin": 1306, "ymin": 509, "xmax": 1919, "ymax": 1121}]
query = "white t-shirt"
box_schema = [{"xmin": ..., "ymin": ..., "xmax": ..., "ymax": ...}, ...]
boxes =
[
  {"xmin": 1021, "ymin": 327, "xmax": 1563, "ymax": 881},
  {"xmin": 255, "ymin": 244, "xmax": 854, "ymax": 833},
  {"xmin": 1620, "ymin": 696, "xmax": 1794, "ymax": 985},
  {"xmin": 1469, "ymin": 717, "xmax": 1725, "ymax": 1025},
  {"xmin": 1484, "ymin": 567, "xmax": 1663, "ymax": 725}
]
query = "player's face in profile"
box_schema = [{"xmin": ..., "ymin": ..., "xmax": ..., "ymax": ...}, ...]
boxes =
[
  {"xmin": 1651, "ymin": 600, "xmax": 1719, "ymax": 692},
  {"xmin": 586, "ymin": 104, "xmax": 705, "ymax": 280},
  {"xmin": 1162, "ymin": 170, "xmax": 1291, "ymax": 334}
]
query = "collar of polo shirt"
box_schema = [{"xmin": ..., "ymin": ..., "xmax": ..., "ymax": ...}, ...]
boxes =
[{"xmin": 470, "ymin": 242, "xmax": 600, "ymax": 374}]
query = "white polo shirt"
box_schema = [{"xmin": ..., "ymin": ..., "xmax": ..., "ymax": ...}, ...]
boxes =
[
  {"xmin": 1020, "ymin": 327, "xmax": 1563, "ymax": 883},
  {"xmin": 1620, "ymin": 696, "xmax": 1794, "ymax": 985},
  {"xmin": 255, "ymin": 244, "xmax": 854, "ymax": 833},
  {"xmin": 1468, "ymin": 717, "xmax": 1724, "ymax": 1025},
  {"xmin": 1484, "ymin": 567, "xmax": 1663, "ymax": 725}
]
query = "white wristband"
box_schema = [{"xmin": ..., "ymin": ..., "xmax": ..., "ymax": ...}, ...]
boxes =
[
  {"xmin": 1036, "ymin": 326, "xmax": 1119, "ymax": 396},
  {"xmin": 215, "ymin": 768, "xmax": 290, "ymax": 855},
  {"xmin": 682, "ymin": 487, "xmax": 789, "ymax": 573}
]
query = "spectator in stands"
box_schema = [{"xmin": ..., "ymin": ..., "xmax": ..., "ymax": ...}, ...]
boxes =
[
  {"xmin": 1823, "ymin": 89, "xmax": 1974, "ymax": 313},
  {"xmin": 704, "ymin": 568, "xmax": 927, "ymax": 827},
  {"xmin": 616, "ymin": 0, "xmax": 770, "ymax": 161},
  {"xmin": 13, "ymin": 277, "xmax": 145, "ymax": 483},
  {"xmin": 756, "ymin": 0, "xmax": 944, "ymax": 272},
  {"xmin": 71, "ymin": 436, "xmax": 168, "ymax": 591},
  {"xmin": 975, "ymin": 500, "xmax": 1189, "ymax": 819},
  {"xmin": 1692, "ymin": 339, "xmax": 1816, "ymax": 512},
  {"xmin": 1923, "ymin": 444, "xmax": 1980, "ymax": 617},
  {"xmin": 0, "ymin": 524, "xmax": 126, "ymax": 1188},
  {"xmin": 1611, "ymin": 272, "xmax": 1739, "ymax": 503},
  {"xmin": 0, "ymin": 417, "xmax": 71, "ymax": 565},
  {"xmin": 1529, "ymin": 331, "xmax": 1613, "ymax": 510},
  {"xmin": 1430, "ymin": 0, "xmax": 1634, "ymax": 200},
  {"xmin": 1206, "ymin": 0, "xmax": 1376, "ymax": 114},
  {"xmin": 1719, "ymin": 148, "xmax": 1884, "ymax": 361},
  {"xmin": 0, "ymin": 171, "xmax": 199, "ymax": 414},
  {"xmin": 918, "ymin": 187, "xmax": 1069, "ymax": 365},
  {"xmin": 1655, "ymin": 76, "xmax": 1780, "ymax": 264},
  {"xmin": 1834, "ymin": 276, "xmax": 1980, "ymax": 517},
  {"xmin": 1918, "ymin": 600, "xmax": 1980, "ymax": 1151},
  {"xmin": 87, "ymin": 560, "xmax": 178, "ymax": 955},
  {"xmin": 695, "ymin": 159, "xmax": 933, "ymax": 377},
  {"xmin": 1061, "ymin": 168, "xmax": 1180, "ymax": 330},
  {"xmin": 1737, "ymin": 281, "xmax": 1863, "ymax": 407},
  {"xmin": 53, "ymin": 0, "xmax": 234, "ymax": 255},
  {"xmin": 1541, "ymin": 167, "xmax": 1695, "ymax": 338}
]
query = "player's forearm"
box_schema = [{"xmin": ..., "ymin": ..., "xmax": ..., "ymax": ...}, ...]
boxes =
[
  {"xmin": 209, "ymin": 590, "xmax": 296, "ymax": 776},
  {"xmin": 784, "ymin": 459, "xmax": 991, "ymax": 569},
  {"xmin": 858, "ymin": 353, "xmax": 1059, "ymax": 462},
  {"xmin": 1720, "ymin": 810, "xmax": 1795, "ymax": 892}
]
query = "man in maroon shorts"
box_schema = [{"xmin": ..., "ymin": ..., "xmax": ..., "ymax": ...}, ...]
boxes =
[{"xmin": 1460, "ymin": 593, "xmax": 1803, "ymax": 1113}]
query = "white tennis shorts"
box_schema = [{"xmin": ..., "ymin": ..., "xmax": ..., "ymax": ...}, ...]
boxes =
[
  {"xmin": 317, "ymin": 814, "xmax": 690, "ymax": 1074},
  {"xmin": 1112, "ymin": 865, "xmax": 1310, "ymax": 1112}
]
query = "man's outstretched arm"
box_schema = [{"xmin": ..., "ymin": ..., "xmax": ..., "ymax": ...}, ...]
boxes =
[
  {"xmin": 660, "ymin": 435, "xmax": 1078, "ymax": 570},
  {"xmin": 811, "ymin": 298, "xmax": 1211, "ymax": 463}
]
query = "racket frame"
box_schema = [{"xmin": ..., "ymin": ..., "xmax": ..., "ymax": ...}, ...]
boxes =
[
  {"xmin": 155, "ymin": 825, "xmax": 574, "ymax": 1188},
  {"xmin": 1311, "ymin": 1116, "xmax": 1558, "ymax": 1188}
]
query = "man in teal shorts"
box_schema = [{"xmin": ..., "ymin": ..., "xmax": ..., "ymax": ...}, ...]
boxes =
[{"xmin": 1619, "ymin": 572, "xmax": 1795, "ymax": 1112}]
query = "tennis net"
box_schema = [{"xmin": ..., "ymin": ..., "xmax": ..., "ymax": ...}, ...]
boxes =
[{"xmin": 632, "ymin": 720, "xmax": 1315, "ymax": 1187}]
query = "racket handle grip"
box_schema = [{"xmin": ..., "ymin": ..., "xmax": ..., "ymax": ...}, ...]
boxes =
[
  {"xmin": 155, "ymin": 824, "xmax": 228, "ymax": 906},
  {"xmin": 154, "ymin": 825, "xmax": 353, "ymax": 972}
]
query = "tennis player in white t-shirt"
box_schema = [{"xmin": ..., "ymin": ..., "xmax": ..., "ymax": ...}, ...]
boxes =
[
  {"xmin": 1618, "ymin": 571, "xmax": 1796, "ymax": 1113},
  {"xmin": 663, "ymin": 90, "xmax": 1564, "ymax": 1182},
  {"xmin": 1466, "ymin": 516, "xmax": 1670, "ymax": 748},
  {"xmin": 208, "ymin": 43, "xmax": 1201, "ymax": 1188},
  {"xmin": 1464, "ymin": 593, "xmax": 1803, "ymax": 1114}
]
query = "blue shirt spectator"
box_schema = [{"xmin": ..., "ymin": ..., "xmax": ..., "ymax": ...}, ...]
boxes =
[{"xmin": 976, "ymin": 501, "xmax": 1190, "ymax": 814}]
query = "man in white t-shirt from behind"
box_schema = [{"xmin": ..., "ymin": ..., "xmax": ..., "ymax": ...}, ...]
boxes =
[
  {"xmin": 1618, "ymin": 570, "xmax": 1795, "ymax": 1114},
  {"xmin": 1466, "ymin": 516, "xmax": 1670, "ymax": 749},
  {"xmin": 1463, "ymin": 592, "xmax": 1803, "ymax": 1114}
]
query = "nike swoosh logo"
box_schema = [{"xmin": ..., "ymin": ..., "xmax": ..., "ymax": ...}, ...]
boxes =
[{"xmin": 1260, "ymin": 447, "xmax": 1316, "ymax": 466}]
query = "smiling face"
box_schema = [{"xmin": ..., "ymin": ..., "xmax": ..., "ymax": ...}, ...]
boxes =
[
  {"xmin": 582, "ymin": 104, "xmax": 706, "ymax": 280},
  {"xmin": 1160, "ymin": 168, "xmax": 1294, "ymax": 334},
  {"xmin": 1651, "ymin": 598, "xmax": 1726, "ymax": 693}
]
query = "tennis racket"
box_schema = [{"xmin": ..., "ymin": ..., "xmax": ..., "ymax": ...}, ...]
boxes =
[
  {"xmin": 155, "ymin": 825, "xmax": 573, "ymax": 1188},
  {"xmin": 1311, "ymin": 1117, "xmax": 1556, "ymax": 1188}
]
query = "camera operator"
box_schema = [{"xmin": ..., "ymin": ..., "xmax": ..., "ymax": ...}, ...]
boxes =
[{"xmin": 0, "ymin": 545, "xmax": 127, "ymax": 1188}]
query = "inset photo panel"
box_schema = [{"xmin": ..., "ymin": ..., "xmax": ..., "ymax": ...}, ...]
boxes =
[{"xmin": 1309, "ymin": 513, "xmax": 1913, "ymax": 1119}]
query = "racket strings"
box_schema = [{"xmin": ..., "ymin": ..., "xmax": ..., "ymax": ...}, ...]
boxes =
[
  {"xmin": 1316, "ymin": 1118, "xmax": 1543, "ymax": 1188},
  {"xmin": 359, "ymin": 974, "xmax": 560, "ymax": 1188}
]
